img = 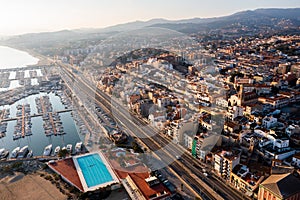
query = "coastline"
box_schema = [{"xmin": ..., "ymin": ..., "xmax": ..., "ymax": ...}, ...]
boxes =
[
  {"xmin": 23, "ymin": 48, "xmax": 52, "ymax": 66},
  {"xmin": 0, "ymin": 45, "xmax": 51, "ymax": 68}
]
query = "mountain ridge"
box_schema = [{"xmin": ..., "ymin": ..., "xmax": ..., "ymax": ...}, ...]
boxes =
[
  {"xmin": 3, "ymin": 8, "xmax": 300, "ymax": 37},
  {"xmin": 1, "ymin": 8, "xmax": 299, "ymax": 54}
]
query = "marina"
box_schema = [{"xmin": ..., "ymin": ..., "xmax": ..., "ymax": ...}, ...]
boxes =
[
  {"xmin": 36, "ymin": 95, "xmax": 66, "ymax": 137},
  {"xmin": 0, "ymin": 122, "xmax": 8, "ymax": 139},
  {"xmin": 0, "ymin": 48, "xmax": 91, "ymax": 160},
  {"xmin": 13, "ymin": 104, "xmax": 32, "ymax": 140},
  {"xmin": 0, "ymin": 108, "xmax": 10, "ymax": 138},
  {"xmin": 0, "ymin": 68, "xmax": 45, "ymax": 93},
  {"xmin": 0, "ymin": 103, "xmax": 85, "ymax": 158},
  {"xmin": 0, "ymin": 66, "xmax": 89, "ymax": 158}
]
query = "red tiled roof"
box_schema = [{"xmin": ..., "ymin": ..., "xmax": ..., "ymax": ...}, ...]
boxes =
[
  {"xmin": 129, "ymin": 173, "xmax": 169, "ymax": 199},
  {"xmin": 113, "ymin": 162, "xmax": 149, "ymax": 179},
  {"xmin": 107, "ymin": 152, "xmax": 170, "ymax": 200},
  {"xmin": 48, "ymin": 158, "xmax": 83, "ymax": 191},
  {"xmin": 114, "ymin": 166, "xmax": 170, "ymax": 199}
]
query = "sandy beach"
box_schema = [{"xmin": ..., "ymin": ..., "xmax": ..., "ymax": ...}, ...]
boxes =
[{"xmin": 0, "ymin": 173, "xmax": 66, "ymax": 200}]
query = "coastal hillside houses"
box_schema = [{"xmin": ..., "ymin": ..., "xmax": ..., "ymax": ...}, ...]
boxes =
[{"xmin": 84, "ymin": 34, "xmax": 300, "ymax": 198}]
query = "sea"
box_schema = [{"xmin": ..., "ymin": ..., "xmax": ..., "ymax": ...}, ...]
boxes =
[
  {"xmin": 0, "ymin": 46, "xmax": 39, "ymax": 69},
  {"xmin": 0, "ymin": 46, "xmax": 84, "ymax": 156}
]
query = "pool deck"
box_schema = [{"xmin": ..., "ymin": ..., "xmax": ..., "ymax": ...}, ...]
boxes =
[
  {"xmin": 73, "ymin": 152, "xmax": 120, "ymax": 192},
  {"xmin": 48, "ymin": 157, "xmax": 84, "ymax": 191}
]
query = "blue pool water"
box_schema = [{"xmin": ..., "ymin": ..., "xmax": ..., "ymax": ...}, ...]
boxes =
[{"xmin": 77, "ymin": 153, "xmax": 113, "ymax": 188}]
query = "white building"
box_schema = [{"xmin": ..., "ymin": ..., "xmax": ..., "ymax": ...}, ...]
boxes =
[
  {"xmin": 262, "ymin": 116, "xmax": 277, "ymax": 129},
  {"xmin": 226, "ymin": 106, "xmax": 243, "ymax": 121},
  {"xmin": 170, "ymin": 120, "xmax": 198, "ymax": 144},
  {"xmin": 183, "ymin": 131, "xmax": 195, "ymax": 149},
  {"xmin": 273, "ymin": 138, "xmax": 289, "ymax": 149},
  {"xmin": 199, "ymin": 134, "xmax": 222, "ymax": 161},
  {"xmin": 264, "ymin": 148, "xmax": 295, "ymax": 160},
  {"xmin": 286, "ymin": 124, "xmax": 300, "ymax": 137},
  {"xmin": 148, "ymin": 111, "xmax": 166, "ymax": 130},
  {"xmin": 214, "ymin": 150, "xmax": 241, "ymax": 181},
  {"xmin": 157, "ymin": 97, "xmax": 171, "ymax": 108},
  {"xmin": 292, "ymin": 153, "xmax": 300, "ymax": 168},
  {"xmin": 216, "ymin": 97, "xmax": 228, "ymax": 108}
]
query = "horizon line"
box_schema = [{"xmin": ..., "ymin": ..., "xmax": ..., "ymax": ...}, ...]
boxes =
[{"xmin": 1, "ymin": 6, "xmax": 300, "ymax": 37}]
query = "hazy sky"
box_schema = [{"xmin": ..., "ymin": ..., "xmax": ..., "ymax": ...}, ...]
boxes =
[{"xmin": 1, "ymin": 0, "xmax": 300, "ymax": 35}]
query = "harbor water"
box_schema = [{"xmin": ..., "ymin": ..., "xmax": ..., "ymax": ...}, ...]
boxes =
[
  {"xmin": 0, "ymin": 92, "xmax": 84, "ymax": 156},
  {"xmin": 0, "ymin": 46, "xmax": 85, "ymax": 157}
]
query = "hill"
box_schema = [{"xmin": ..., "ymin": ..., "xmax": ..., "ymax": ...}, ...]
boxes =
[{"xmin": 1, "ymin": 8, "xmax": 299, "ymax": 55}]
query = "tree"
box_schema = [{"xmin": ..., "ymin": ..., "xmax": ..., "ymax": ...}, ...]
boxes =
[
  {"xmin": 132, "ymin": 141, "xmax": 144, "ymax": 153},
  {"xmin": 58, "ymin": 149, "xmax": 68, "ymax": 158}
]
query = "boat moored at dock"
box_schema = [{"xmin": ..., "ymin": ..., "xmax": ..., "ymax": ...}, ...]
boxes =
[
  {"xmin": 11, "ymin": 146, "xmax": 20, "ymax": 158},
  {"xmin": 17, "ymin": 145, "xmax": 29, "ymax": 158},
  {"xmin": 0, "ymin": 148, "xmax": 9, "ymax": 159},
  {"xmin": 26, "ymin": 150, "xmax": 33, "ymax": 158},
  {"xmin": 54, "ymin": 146, "xmax": 60, "ymax": 155},
  {"xmin": 43, "ymin": 144, "xmax": 52, "ymax": 156},
  {"xmin": 75, "ymin": 142, "xmax": 82, "ymax": 153},
  {"xmin": 66, "ymin": 144, "xmax": 72, "ymax": 153}
]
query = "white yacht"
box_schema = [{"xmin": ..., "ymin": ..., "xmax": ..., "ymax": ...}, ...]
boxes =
[
  {"xmin": 75, "ymin": 142, "xmax": 82, "ymax": 153},
  {"xmin": 0, "ymin": 148, "xmax": 9, "ymax": 159},
  {"xmin": 11, "ymin": 147, "xmax": 20, "ymax": 158},
  {"xmin": 26, "ymin": 150, "xmax": 33, "ymax": 158},
  {"xmin": 43, "ymin": 144, "xmax": 52, "ymax": 156},
  {"xmin": 66, "ymin": 144, "xmax": 72, "ymax": 153},
  {"xmin": 54, "ymin": 146, "xmax": 60, "ymax": 155},
  {"xmin": 17, "ymin": 146, "xmax": 29, "ymax": 158}
]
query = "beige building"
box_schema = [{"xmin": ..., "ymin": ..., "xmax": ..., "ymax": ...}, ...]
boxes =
[
  {"xmin": 214, "ymin": 149, "xmax": 241, "ymax": 181},
  {"xmin": 230, "ymin": 164, "xmax": 264, "ymax": 197},
  {"xmin": 258, "ymin": 173, "xmax": 300, "ymax": 200}
]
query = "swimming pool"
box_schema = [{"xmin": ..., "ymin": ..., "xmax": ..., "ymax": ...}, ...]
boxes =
[{"xmin": 74, "ymin": 152, "xmax": 119, "ymax": 191}]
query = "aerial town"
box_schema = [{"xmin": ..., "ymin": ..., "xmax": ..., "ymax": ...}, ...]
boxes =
[
  {"xmin": 41, "ymin": 34, "xmax": 300, "ymax": 199},
  {"xmin": 1, "ymin": 7, "xmax": 300, "ymax": 200}
]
